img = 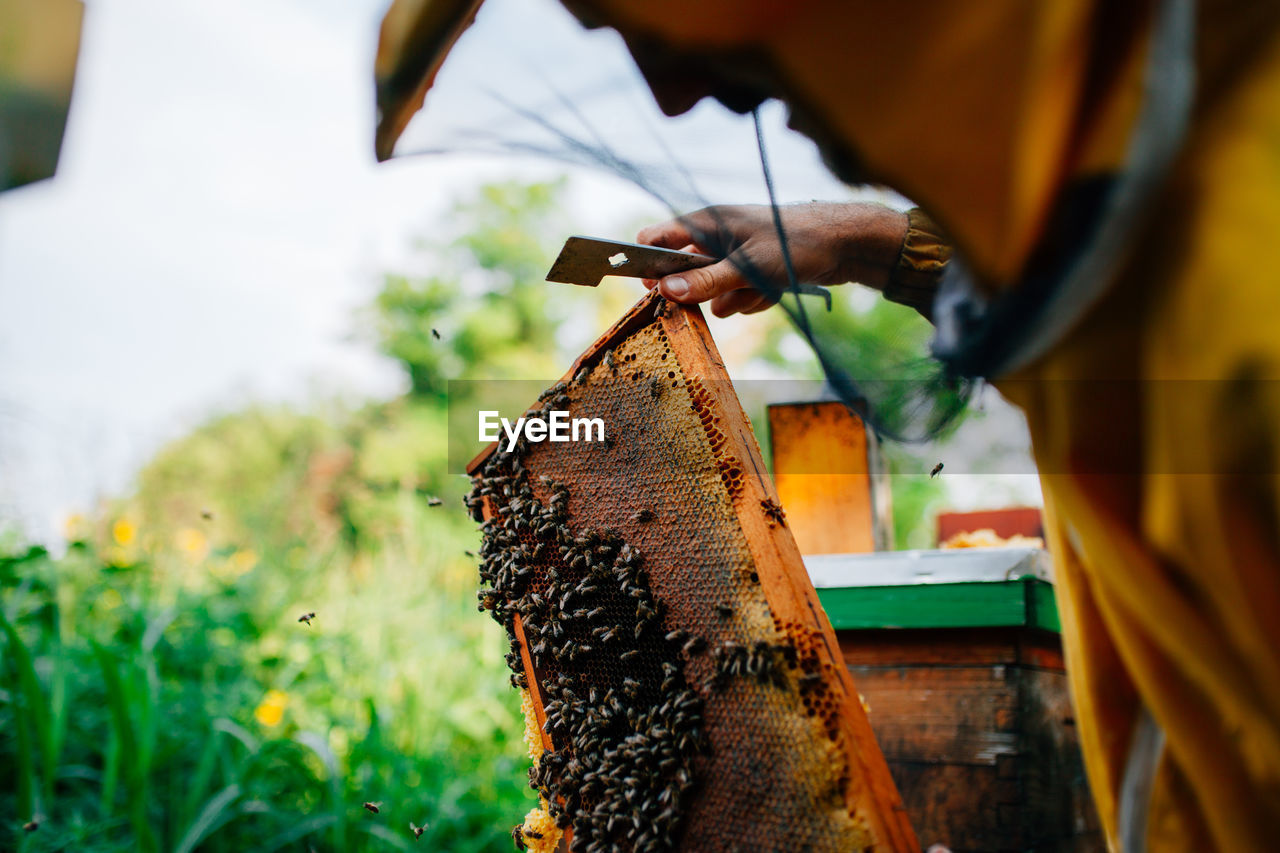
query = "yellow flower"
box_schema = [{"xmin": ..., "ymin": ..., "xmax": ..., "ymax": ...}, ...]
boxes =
[
  {"xmin": 112, "ymin": 519, "xmax": 136, "ymax": 546},
  {"xmin": 254, "ymin": 689, "xmax": 289, "ymax": 727},
  {"xmin": 230, "ymin": 549, "xmax": 258, "ymax": 573},
  {"xmin": 175, "ymin": 527, "xmax": 209, "ymax": 560}
]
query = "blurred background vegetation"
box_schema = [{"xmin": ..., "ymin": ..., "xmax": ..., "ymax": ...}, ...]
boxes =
[{"xmin": 0, "ymin": 179, "xmax": 952, "ymax": 851}]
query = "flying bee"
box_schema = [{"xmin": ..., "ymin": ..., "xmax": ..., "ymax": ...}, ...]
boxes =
[
  {"xmin": 23, "ymin": 820, "xmax": 38, "ymax": 832},
  {"xmin": 363, "ymin": 802, "xmax": 382, "ymax": 814},
  {"xmin": 410, "ymin": 821, "xmax": 426, "ymax": 839},
  {"xmin": 930, "ymin": 462, "xmax": 944, "ymax": 478},
  {"xmin": 200, "ymin": 508, "xmax": 214, "ymax": 520},
  {"xmin": 298, "ymin": 612, "xmax": 316, "ymax": 626},
  {"xmin": 431, "ymin": 328, "xmax": 441, "ymax": 340},
  {"xmin": 427, "ymin": 496, "xmax": 443, "ymax": 507},
  {"xmin": 464, "ymin": 550, "xmax": 475, "ymax": 557}
]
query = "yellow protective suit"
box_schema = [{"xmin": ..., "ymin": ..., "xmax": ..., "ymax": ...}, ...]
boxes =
[
  {"xmin": 375, "ymin": 0, "xmax": 1280, "ymax": 848},
  {"xmin": 1000, "ymin": 10, "xmax": 1280, "ymax": 842}
]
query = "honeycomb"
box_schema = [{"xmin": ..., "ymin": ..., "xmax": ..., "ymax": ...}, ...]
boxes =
[{"xmin": 467, "ymin": 292, "xmax": 911, "ymax": 852}]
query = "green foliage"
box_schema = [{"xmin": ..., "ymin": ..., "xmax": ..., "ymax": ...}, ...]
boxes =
[
  {"xmin": 371, "ymin": 179, "xmax": 580, "ymax": 401},
  {"xmin": 0, "ymin": 460, "xmax": 531, "ymax": 851}
]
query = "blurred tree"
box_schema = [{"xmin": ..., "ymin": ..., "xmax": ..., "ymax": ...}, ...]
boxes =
[{"xmin": 371, "ymin": 179, "xmax": 579, "ymax": 402}]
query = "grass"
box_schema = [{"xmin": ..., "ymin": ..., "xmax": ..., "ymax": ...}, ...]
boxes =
[{"xmin": 0, "ymin": 405, "xmax": 536, "ymax": 851}]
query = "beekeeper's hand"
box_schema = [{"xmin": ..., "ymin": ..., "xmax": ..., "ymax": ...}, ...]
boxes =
[{"xmin": 635, "ymin": 202, "xmax": 908, "ymax": 317}]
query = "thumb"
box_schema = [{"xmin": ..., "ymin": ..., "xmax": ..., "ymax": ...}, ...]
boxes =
[{"xmin": 658, "ymin": 257, "xmax": 747, "ymax": 304}]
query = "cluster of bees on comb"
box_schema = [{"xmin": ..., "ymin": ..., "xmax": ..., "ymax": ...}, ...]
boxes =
[
  {"xmin": 466, "ymin": 401, "xmax": 709, "ymax": 851},
  {"xmin": 464, "ymin": 379, "xmax": 808, "ymax": 850}
]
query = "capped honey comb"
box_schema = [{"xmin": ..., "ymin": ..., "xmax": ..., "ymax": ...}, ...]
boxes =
[{"xmin": 467, "ymin": 290, "xmax": 916, "ymax": 853}]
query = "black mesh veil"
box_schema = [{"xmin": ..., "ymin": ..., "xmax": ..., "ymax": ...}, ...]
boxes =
[{"xmin": 386, "ymin": 0, "xmax": 975, "ymax": 443}]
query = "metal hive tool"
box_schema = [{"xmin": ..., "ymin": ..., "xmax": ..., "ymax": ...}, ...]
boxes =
[{"xmin": 466, "ymin": 290, "xmax": 917, "ymax": 853}]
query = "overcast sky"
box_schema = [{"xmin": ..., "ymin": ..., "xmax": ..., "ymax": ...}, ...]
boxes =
[{"xmin": 0, "ymin": 0, "xmax": 1038, "ymax": 540}]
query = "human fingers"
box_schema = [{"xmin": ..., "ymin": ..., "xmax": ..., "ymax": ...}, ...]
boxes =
[
  {"xmin": 643, "ymin": 245, "xmax": 698, "ymax": 290},
  {"xmin": 658, "ymin": 256, "xmax": 750, "ymax": 304},
  {"xmin": 637, "ymin": 207, "xmax": 729, "ymax": 252},
  {"xmin": 636, "ymin": 219, "xmax": 695, "ymax": 250},
  {"xmin": 709, "ymin": 288, "xmax": 772, "ymax": 318},
  {"xmin": 739, "ymin": 293, "xmax": 776, "ymax": 314}
]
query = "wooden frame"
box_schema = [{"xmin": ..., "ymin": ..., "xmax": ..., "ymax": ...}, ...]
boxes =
[{"xmin": 469, "ymin": 290, "xmax": 917, "ymax": 852}]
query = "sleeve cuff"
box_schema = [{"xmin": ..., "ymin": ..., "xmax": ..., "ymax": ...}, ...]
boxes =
[{"xmin": 883, "ymin": 207, "xmax": 952, "ymax": 321}]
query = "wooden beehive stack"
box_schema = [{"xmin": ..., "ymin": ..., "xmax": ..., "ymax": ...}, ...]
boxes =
[{"xmin": 769, "ymin": 403, "xmax": 1102, "ymax": 851}]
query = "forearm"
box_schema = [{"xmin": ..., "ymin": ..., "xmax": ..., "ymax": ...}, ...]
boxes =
[
  {"xmin": 636, "ymin": 201, "xmax": 952, "ymax": 321},
  {"xmin": 790, "ymin": 202, "xmax": 951, "ymax": 321},
  {"xmin": 819, "ymin": 202, "xmax": 912, "ymax": 291}
]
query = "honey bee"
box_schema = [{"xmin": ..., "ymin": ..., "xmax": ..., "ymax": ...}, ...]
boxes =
[
  {"xmin": 410, "ymin": 821, "xmax": 426, "ymax": 839},
  {"xmin": 427, "ymin": 496, "xmax": 444, "ymax": 507},
  {"xmin": 511, "ymin": 826, "xmax": 528, "ymax": 850},
  {"xmin": 630, "ymin": 509, "xmax": 655, "ymax": 523},
  {"xmin": 363, "ymin": 802, "xmax": 382, "ymax": 814},
  {"xmin": 715, "ymin": 603, "xmax": 734, "ymax": 617},
  {"xmin": 655, "ymin": 298, "xmax": 670, "ymax": 319},
  {"xmin": 603, "ymin": 349, "xmax": 617, "ymax": 371},
  {"xmin": 930, "ymin": 462, "xmax": 944, "ymax": 478},
  {"xmin": 760, "ymin": 498, "xmax": 787, "ymax": 527},
  {"xmin": 298, "ymin": 612, "xmax": 316, "ymax": 626},
  {"xmin": 431, "ymin": 328, "xmax": 441, "ymax": 340},
  {"xmin": 23, "ymin": 819, "xmax": 38, "ymax": 832}
]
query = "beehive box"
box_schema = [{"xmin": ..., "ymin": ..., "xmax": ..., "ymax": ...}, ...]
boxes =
[
  {"xmin": 809, "ymin": 549, "xmax": 1104, "ymax": 852},
  {"xmin": 465, "ymin": 290, "xmax": 916, "ymax": 852}
]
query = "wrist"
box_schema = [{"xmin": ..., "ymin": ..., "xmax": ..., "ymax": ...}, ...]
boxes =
[{"xmin": 881, "ymin": 207, "xmax": 952, "ymax": 321}]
